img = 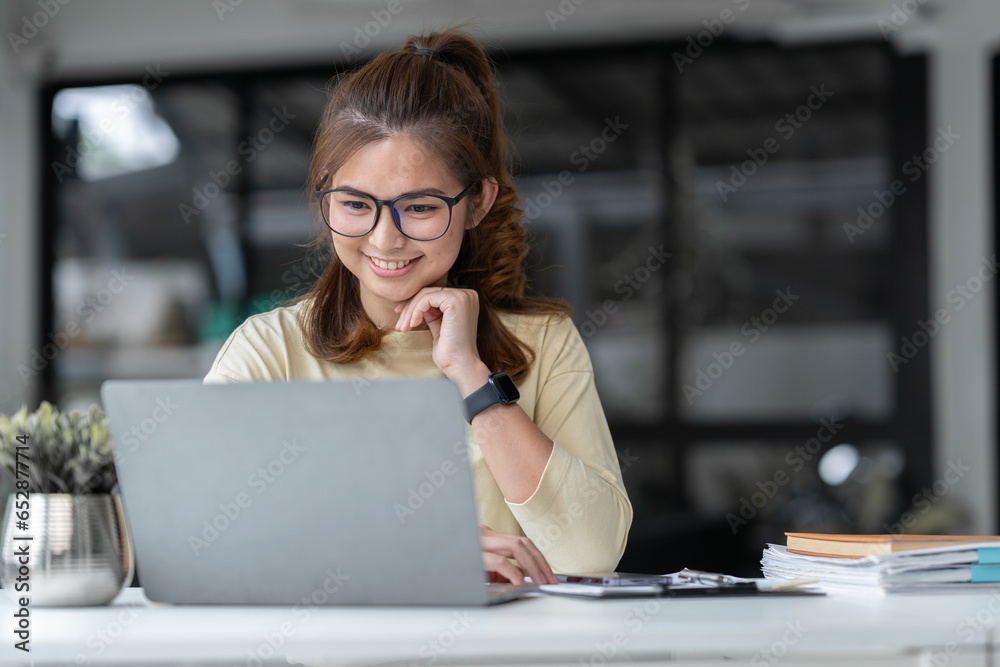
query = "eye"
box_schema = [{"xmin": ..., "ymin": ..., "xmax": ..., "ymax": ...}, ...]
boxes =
[
  {"xmin": 397, "ymin": 195, "xmax": 443, "ymax": 216},
  {"xmin": 331, "ymin": 192, "xmax": 373, "ymax": 214}
]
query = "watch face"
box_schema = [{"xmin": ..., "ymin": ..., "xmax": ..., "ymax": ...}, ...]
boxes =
[{"xmin": 491, "ymin": 373, "xmax": 520, "ymax": 402}]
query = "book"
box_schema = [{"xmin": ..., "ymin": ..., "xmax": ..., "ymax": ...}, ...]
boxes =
[{"xmin": 785, "ymin": 533, "xmax": 1000, "ymax": 559}]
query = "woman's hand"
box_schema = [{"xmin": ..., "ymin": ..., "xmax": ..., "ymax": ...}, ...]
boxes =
[
  {"xmin": 480, "ymin": 525, "xmax": 557, "ymax": 585},
  {"xmin": 394, "ymin": 286, "xmax": 489, "ymax": 392}
]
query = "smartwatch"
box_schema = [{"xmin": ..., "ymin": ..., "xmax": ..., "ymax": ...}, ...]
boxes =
[{"xmin": 463, "ymin": 372, "xmax": 519, "ymax": 423}]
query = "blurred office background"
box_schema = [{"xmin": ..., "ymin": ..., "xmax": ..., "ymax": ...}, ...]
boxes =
[{"xmin": 1, "ymin": 0, "xmax": 997, "ymax": 575}]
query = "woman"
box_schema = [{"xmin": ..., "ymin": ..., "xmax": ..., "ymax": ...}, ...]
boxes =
[{"xmin": 204, "ymin": 28, "xmax": 632, "ymax": 584}]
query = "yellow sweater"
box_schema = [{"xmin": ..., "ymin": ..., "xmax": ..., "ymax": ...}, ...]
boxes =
[{"xmin": 204, "ymin": 300, "xmax": 632, "ymax": 573}]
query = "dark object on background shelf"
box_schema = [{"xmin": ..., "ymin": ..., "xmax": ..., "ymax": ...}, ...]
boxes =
[{"xmin": 617, "ymin": 513, "xmax": 761, "ymax": 578}]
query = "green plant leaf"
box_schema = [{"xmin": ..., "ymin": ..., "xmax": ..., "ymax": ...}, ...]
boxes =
[{"xmin": 0, "ymin": 402, "xmax": 117, "ymax": 494}]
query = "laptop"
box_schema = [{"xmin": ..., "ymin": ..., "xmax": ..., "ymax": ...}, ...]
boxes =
[{"xmin": 101, "ymin": 378, "xmax": 535, "ymax": 605}]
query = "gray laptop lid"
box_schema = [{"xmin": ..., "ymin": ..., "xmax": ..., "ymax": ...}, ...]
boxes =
[{"xmin": 101, "ymin": 378, "xmax": 502, "ymax": 605}]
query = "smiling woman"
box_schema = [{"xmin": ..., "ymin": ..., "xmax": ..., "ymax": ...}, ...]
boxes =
[{"xmin": 203, "ymin": 27, "xmax": 633, "ymax": 582}]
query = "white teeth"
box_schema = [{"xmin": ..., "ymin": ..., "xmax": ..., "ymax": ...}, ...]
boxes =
[{"xmin": 371, "ymin": 257, "xmax": 412, "ymax": 271}]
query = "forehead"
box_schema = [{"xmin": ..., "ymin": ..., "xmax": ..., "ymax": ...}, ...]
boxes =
[{"xmin": 331, "ymin": 134, "xmax": 457, "ymax": 195}]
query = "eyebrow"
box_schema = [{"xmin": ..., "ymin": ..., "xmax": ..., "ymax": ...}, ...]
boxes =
[{"xmin": 335, "ymin": 184, "xmax": 449, "ymax": 197}]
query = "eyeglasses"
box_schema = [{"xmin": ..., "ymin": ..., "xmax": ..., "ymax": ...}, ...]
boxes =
[{"xmin": 315, "ymin": 183, "xmax": 475, "ymax": 241}]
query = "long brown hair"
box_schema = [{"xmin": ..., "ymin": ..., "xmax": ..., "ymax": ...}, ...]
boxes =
[{"xmin": 299, "ymin": 28, "xmax": 569, "ymax": 382}]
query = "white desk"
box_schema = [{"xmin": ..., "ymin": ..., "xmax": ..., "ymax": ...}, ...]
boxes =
[{"xmin": 3, "ymin": 586, "xmax": 1000, "ymax": 666}]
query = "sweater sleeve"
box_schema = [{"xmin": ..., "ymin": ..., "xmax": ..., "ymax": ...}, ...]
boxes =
[{"xmin": 504, "ymin": 316, "xmax": 633, "ymax": 573}]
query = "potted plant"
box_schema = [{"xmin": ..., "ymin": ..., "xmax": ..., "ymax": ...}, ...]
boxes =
[{"xmin": 0, "ymin": 401, "xmax": 133, "ymax": 606}]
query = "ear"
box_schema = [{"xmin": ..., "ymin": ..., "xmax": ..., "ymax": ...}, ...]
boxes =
[{"xmin": 465, "ymin": 177, "xmax": 499, "ymax": 230}]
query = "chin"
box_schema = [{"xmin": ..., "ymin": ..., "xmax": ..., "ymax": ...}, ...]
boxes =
[{"xmin": 370, "ymin": 282, "xmax": 421, "ymax": 303}]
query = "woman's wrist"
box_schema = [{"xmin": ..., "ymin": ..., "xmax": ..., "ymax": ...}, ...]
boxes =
[{"xmin": 447, "ymin": 360, "xmax": 492, "ymax": 397}]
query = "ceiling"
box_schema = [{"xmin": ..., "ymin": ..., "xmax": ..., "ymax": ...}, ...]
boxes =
[{"xmin": 3, "ymin": 0, "xmax": 952, "ymax": 81}]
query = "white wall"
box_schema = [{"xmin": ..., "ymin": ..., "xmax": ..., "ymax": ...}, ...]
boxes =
[
  {"xmin": 928, "ymin": 0, "xmax": 999, "ymax": 534},
  {"xmin": 0, "ymin": 9, "xmax": 39, "ymax": 414}
]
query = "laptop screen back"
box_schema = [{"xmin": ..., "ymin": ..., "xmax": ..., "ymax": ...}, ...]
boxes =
[{"xmin": 102, "ymin": 378, "xmax": 490, "ymax": 605}]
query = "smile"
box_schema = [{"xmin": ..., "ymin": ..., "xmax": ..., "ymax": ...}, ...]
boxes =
[
  {"xmin": 365, "ymin": 254, "xmax": 421, "ymax": 277},
  {"xmin": 369, "ymin": 256, "xmax": 414, "ymax": 270}
]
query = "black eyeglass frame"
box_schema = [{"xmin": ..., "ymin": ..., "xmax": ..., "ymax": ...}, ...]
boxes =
[{"xmin": 315, "ymin": 182, "xmax": 477, "ymax": 241}]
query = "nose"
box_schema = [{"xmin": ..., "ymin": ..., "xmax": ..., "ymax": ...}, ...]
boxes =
[{"xmin": 368, "ymin": 202, "xmax": 406, "ymax": 250}]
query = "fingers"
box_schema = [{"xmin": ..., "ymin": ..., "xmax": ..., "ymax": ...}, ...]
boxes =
[
  {"xmin": 502, "ymin": 537, "xmax": 557, "ymax": 585},
  {"xmin": 483, "ymin": 552, "xmax": 528, "ymax": 585},
  {"xmin": 395, "ymin": 286, "xmax": 479, "ymax": 332},
  {"xmin": 394, "ymin": 286, "xmax": 449, "ymax": 332},
  {"xmin": 480, "ymin": 526, "xmax": 558, "ymax": 585},
  {"xmin": 396, "ymin": 299, "xmax": 441, "ymax": 332}
]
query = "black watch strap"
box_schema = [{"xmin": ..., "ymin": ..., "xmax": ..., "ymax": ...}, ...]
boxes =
[{"xmin": 463, "ymin": 372, "xmax": 519, "ymax": 423}]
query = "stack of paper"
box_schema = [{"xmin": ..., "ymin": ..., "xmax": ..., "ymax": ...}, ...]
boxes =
[{"xmin": 762, "ymin": 537, "xmax": 1000, "ymax": 594}]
